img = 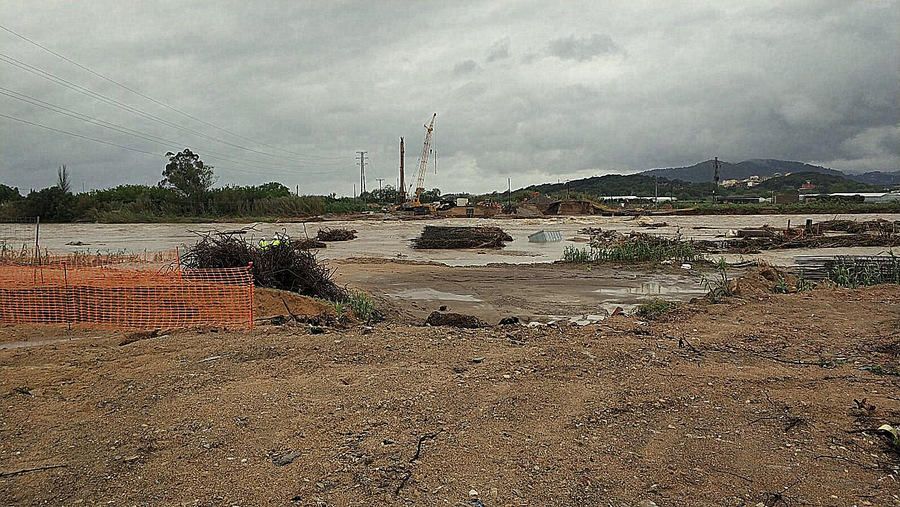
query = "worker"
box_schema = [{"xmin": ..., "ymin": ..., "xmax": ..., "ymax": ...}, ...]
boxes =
[{"xmin": 258, "ymin": 237, "xmax": 282, "ymax": 249}]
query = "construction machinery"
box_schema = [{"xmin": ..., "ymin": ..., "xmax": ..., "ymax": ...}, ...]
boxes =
[{"xmin": 403, "ymin": 113, "xmax": 436, "ymax": 211}]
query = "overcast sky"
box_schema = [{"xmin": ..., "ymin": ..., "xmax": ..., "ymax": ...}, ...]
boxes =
[{"xmin": 1, "ymin": 0, "xmax": 898, "ymax": 195}]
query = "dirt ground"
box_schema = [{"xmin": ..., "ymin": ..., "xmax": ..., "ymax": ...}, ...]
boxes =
[
  {"xmin": 1, "ymin": 278, "xmax": 899, "ymax": 506},
  {"xmin": 331, "ymin": 259, "xmax": 715, "ymax": 324}
]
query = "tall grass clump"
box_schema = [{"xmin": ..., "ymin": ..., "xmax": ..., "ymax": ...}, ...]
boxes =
[
  {"xmin": 701, "ymin": 257, "xmax": 734, "ymax": 302},
  {"xmin": 827, "ymin": 253, "xmax": 900, "ymax": 288},
  {"xmin": 634, "ymin": 298, "xmax": 676, "ymax": 320},
  {"xmin": 346, "ymin": 290, "xmax": 378, "ymax": 322},
  {"xmin": 562, "ymin": 234, "xmax": 702, "ymax": 264}
]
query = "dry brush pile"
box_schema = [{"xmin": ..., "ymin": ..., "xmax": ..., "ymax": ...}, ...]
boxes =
[
  {"xmin": 316, "ymin": 227, "xmax": 357, "ymax": 241},
  {"xmin": 695, "ymin": 219, "xmax": 900, "ymax": 254},
  {"xmin": 412, "ymin": 225, "xmax": 513, "ymax": 249},
  {"xmin": 181, "ymin": 232, "xmax": 347, "ymax": 302}
]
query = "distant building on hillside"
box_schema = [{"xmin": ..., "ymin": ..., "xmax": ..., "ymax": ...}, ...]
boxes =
[
  {"xmin": 800, "ymin": 180, "xmax": 817, "ymax": 191},
  {"xmin": 718, "ymin": 196, "xmax": 767, "ymax": 204},
  {"xmin": 545, "ymin": 199, "xmax": 605, "ymax": 215},
  {"xmin": 800, "ymin": 192, "xmax": 900, "ymax": 203}
]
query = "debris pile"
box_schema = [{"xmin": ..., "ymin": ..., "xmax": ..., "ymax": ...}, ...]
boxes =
[
  {"xmin": 316, "ymin": 227, "xmax": 357, "ymax": 241},
  {"xmin": 294, "ymin": 238, "xmax": 326, "ymax": 249},
  {"xmin": 425, "ymin": 311, "xmax": 488, "ymax": 328},
  {"xmin": 815, "ymin": 219, "xmax": 899, "ymax": 234},
  {"xmin": 182, "ymin": 231, "xmax": 347, "ymax": 301},
  {"xmin": 696, "ymin": 219, "xmax": 900, "ymax": 253},
  {"xmin": 413, "ymin": 226, "xmax": 513, "ymax": 249}
]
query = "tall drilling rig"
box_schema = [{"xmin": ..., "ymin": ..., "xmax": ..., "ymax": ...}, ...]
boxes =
[
  {"xmin": 408, "ymin": 113, "xmax": 436, "ymax": 207},
  {"xmin": 398, "ymin": 137, "xmax": 405, "ymax": 203}
]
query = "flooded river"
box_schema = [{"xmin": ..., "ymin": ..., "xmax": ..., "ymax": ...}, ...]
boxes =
[{"xmin": 16, "ymin": 213, "xmax": 900, "ymax": 267}]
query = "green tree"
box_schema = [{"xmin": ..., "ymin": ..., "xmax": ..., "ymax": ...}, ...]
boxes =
[
  {"xmin": 367, "ymin": 185, "xmax": 400, "ymax": 204},
  {"xmin": 25, "ymin": 187, "xmax": 74, "ymax": 221},
  {"xmin": 159, "ymin": 149, "xmax": 214, "ymax": 209},
  {"xmin": 57, "ymin": 164, "xmax": 71, "ymax": 193},
  {"xmin": 0, "ymin": 183, "xmax": 21, "ymax": 203}
]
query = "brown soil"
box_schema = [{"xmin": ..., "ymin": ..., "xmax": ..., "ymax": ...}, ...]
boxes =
[
  {"xmin": 332, "ymin": 259, "xmax": 717, "ymax": 324},
  {"xmin": 1, "ymin": 284, "xmax": 898, "ymax": 506},
  {"xmin": 254, "ymin": 287, "xmax": 333, "ymax": 319}
]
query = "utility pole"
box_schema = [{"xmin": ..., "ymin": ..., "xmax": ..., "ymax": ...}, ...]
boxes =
[
  {"xmin": 654, "ymin": 175, "xmax": 659, "ymax": 205},
  {"xmin": 356, "ymin": 151, "xmax": 368, "ymax": 196},
  {"xmin": 713, "ymin": 156, "xmax": 720, "ymax": 203},
  {"xmin": 376, "ymin": 178, "xmax": 384, "ymax": 192},
  {"xmin": 399, "ymin": 137, "xmax": 405, "ymax": 203},
  {"xmin": 353, "ymin": 183, "xmax": 357, "ymax": 198},
  {"xmin": 507, "ymin": 177, "xmax": 511, "ymax": 210}
]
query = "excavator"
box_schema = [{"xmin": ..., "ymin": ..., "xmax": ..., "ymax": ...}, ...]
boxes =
[{"xmin": 402, "ymin": 113, "xmax": 437, "ymax": 213}]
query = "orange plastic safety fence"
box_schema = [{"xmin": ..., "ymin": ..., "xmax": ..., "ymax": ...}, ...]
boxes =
[
  {"xmin": 0, "ymin": 264, "xmax": 254, "ymax": 330},
  {"xmin": 0, "ymin": 248, "xmax": 181, "ymax": 268}
]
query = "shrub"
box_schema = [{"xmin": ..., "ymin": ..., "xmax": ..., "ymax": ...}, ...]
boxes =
[{"xmin": 634, "ymin": 298, "xmax": 676, "ymax": 320}]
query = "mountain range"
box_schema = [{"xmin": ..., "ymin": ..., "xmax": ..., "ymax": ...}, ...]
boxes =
[{"xmin": 640, "ymin": 159, "xmax": 900, "ymax": 186}]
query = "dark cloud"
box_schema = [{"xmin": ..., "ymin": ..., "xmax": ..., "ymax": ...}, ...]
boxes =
[
  {"xmin": 0, "ymin": 1, "xmax": 897, "ymax": 196},
  {"xmin": 452, "ymin": 59, "xmax": 480, "ymax": 75},
  {"xmin": 546, "ymin": 34, "xmax": 621, "ymax": 61},
  {"xmin": 486, "ymin": 37, "xmax": 510, "ymax": 62}
]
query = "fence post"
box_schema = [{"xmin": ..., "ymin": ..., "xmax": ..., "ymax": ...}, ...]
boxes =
[
  {"xmin": 247, "ymin": 262, "xmax": 254, "ymax": 330},
  {"xmin": 33, "ymin": 216, "xmax": 40, "ymax": 266},
  {"xmin": 62, "ymin": 261, "xmax": 73, "ymax": 329}
]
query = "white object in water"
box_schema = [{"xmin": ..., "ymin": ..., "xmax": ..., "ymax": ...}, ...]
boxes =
[
  {"xmin": 681, "ymin": 263, "xmax": 692, "ymax": 270},
  {"xmin": 528, "ymin": 230, "xmax": 563, "ymax": 243}
]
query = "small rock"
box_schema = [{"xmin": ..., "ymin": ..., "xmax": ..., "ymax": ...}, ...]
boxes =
[
  {"xmin": 498, "ymin": 316, "xmax": 520, "ymax": 326},
  {"xmin": 272, "ymin": 450, "xmax": 302, "ymax": 466},
  {"xmin": 637, "ymin": 501, "xmax": 658, "ymax": 507},
  {"xmin": 471, "ymin": 357, "xmax": 484, "ymax": 364},
  {"xmin": 426, "ymin": 311, "xmax": 487, "ymax": 328}
]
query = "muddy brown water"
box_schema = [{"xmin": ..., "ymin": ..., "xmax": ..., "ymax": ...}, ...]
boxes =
[
  {"xmin": 12, "ymin": 213, "xmax": 899, "ymax": 266},
  {"xmin": 4, "ymin": 214, "xmax": 896, "ymax": 324}
]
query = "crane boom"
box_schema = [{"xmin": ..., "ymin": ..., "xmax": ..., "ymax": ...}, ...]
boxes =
[{"xmin": 412, "ymin": 113, "xmax": 436, "ymax": 205}]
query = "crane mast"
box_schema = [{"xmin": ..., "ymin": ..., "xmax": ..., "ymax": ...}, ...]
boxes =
[{"xmin": 412, "ymin": 113, "xmax": 436, "ymax": 206}]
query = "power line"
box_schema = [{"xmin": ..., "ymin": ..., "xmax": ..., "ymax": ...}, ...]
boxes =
[
  {"xmin": 0, "ymin": 111, "xmax": 344, "ymax": 179},
  {"xmin": 0, "ymin": 112, "xmax": 160, "ymax": 156},
  {"xmin": 0, "ymin": 51, "xmax": 346, "ymax": 166},
  {"xmin": 0, "ymin": 23, "xmax": 347, "ymax": 162},
  {"xmin": 0, "ymin": 86, "xmax": 338, "ymax": 172}
]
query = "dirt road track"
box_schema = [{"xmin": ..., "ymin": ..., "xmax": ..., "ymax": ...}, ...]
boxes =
[{"xmin": 0, "ymin": 286, "xmax": 898, "ymax": 505}]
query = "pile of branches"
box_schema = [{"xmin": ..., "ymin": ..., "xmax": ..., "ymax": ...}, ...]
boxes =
[
  {"xmin": 695, "ymin": 220, "xmax": 900, "ymax": 254},
  {"xmin": 412, "ymin": 226, "xmax": 513, "ymax": 249},
  {"xmin": 815, "ymin": 219, "xmax": 899, "ymax": 234},
  {"xmin": 181, "ymin": 232, "xmax": 347, "ymax": 301},
  {"xmin": 316, "ymin": 227, "xmax": 357, "ymax": 241},
  {"xmin": 294, "ymin": 238, "xmax": 326, "ymax": 249}
]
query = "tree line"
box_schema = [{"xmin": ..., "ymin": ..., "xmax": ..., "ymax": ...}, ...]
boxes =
[{"xmin": 0, "ymin": 149, "xmax": 376, "ymax": 222}]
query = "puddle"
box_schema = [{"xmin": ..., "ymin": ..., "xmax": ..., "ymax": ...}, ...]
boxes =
[
  {"xmin": 0, "ymin": 337, "xmax": 85, "ymax": 350},
  {"xmin": 594, "ymin": 281, "xmax": 707, "ymax": 298},
  {"xmin": 389, "ymin": 288, "xmax": 482, "ymax": 302}
]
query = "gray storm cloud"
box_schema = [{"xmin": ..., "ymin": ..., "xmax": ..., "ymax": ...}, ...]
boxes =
[
  {"xmin": 0, "ymin": 0, "xmax": 897, "ymax": 195},
  {"xmin": 546, "ymin": 34, "xmax": 622, "ymax": 61}
]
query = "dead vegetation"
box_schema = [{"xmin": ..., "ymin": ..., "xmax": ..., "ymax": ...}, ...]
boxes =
[
  {"xmin": 412, "ymin": 225, "xmax": 513, "ymax": 249},
  {"xmin": 293, "ymin": 238, "xmax": 326, "ymax": 249},
  {"xmin": 181, "ymin": 231, "xmax": 347, "ymax": 301},
  {"xmin": 696, "ymin": 219, "xmax": 900, "ymax": 253},
  {"xmin": 316, "ymin": 227, "xmax": 357, "ymax": 242}
]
